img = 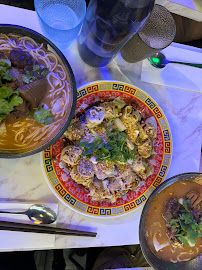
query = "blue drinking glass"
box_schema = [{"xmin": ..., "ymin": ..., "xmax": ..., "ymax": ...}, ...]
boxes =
[{"xmin": 34, "ymin": 0, "xmax": 86, "ymax": 50}]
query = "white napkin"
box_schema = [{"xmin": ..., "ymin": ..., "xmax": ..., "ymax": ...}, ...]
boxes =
[
  {"xmin": 141, "ymin": 43, "xmax": 202, "ymax": 93},
  {"xmin": 0, "ymin": 203, "xmax": 58, "ymax": 251}
]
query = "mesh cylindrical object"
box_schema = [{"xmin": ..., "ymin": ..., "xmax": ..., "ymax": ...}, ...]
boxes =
[{"xmin": 121, "ymin": 4, "xmax": 176, "ymax": 63}]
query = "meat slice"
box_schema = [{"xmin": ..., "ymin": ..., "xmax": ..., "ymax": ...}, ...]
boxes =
[
  {"xmin": 162, "ymin": 198, "xmax": 181, "ymax": 246},
  {"xmin": 17, "ymin": 78, "xmax": 48, "ymax": 108},
  {"xmin": 162, "ymin": 198, "xmax": 180, "ymax": 223},
  {"xmin": 9, "ymin": 49, "xmax": 34, "ymax": 70},
  {"xmin": 9, "ymin": 67, "xmax": 24, "ymax": 87}
]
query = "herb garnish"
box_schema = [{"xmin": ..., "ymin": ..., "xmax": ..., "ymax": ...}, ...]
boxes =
[
  {"xmin": 0, "ymin": 60, "xmax": 13, "ymax": 85},
  {"xmin": 33, "ymin": 107, "xmax": 53, "ymax": 125},
  {"xmin": 80, "ymin": 129, "xmax": 137, "ymax": 164},
  {"xmin": 169, "ymin": 200, "xmax": 202, "ymax": 246},
  {"xmin": 0, "ymin": 85, "xmax": 23, "ymax": 118},
  {"xmin": 22, "ymin": 65, "xmax": 49, "ymax": 84}
]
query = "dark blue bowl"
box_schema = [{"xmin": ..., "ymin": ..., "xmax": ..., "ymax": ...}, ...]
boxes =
[
  {"xmin": 0, "ymin": 24, "xmax": 77, "ymax": 158},
  {"xmin": 139, "ymin": 172, "xmax": 202, "ymax": 270}
]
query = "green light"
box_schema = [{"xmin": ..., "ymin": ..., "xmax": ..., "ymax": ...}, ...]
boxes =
[{"xmin": 151, "ymin": 57, "xmax": 160, "ymax": 64}]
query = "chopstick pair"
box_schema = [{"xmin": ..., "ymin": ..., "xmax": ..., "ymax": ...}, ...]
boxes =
[{"xmin": 0, "ymin": 220, "xmax": 97, "ymax": 237}]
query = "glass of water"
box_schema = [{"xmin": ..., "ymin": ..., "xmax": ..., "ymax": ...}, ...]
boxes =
[{"xmin": 34, "ymin": 0, "xmax": 86, "ymax": 50}]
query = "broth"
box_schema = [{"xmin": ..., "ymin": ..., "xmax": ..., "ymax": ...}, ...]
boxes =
[{"xmin": 145, "ymin": 180, "xmax": 202, "ymax": 263}]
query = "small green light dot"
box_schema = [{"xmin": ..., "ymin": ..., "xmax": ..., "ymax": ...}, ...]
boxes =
[{"xmin": 151, "ymin": 57, "xmax": 160, "ymax": 64}]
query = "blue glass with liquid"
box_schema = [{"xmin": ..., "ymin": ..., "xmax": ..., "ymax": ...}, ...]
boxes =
[{"xmin": 34, "ymin": 0, "xmax": 86, "ymax": 50}]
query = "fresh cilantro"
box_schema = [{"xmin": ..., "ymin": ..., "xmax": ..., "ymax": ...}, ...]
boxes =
[
  {"xmin": 169, "ymin": 199, "xmax": 202, "ymax": 246},
  {"xmin": 0, "ymin": 60, "xmax": 13, "ymax": 85},
  {"xmin": 33, "ymin": 108, "xmax": 53, "ymax": 125},
  {"xmin": 3, "ymin": 72, "xmax": 13, "ymax": 81},
  {"xmin": 198, "ymin": 223, "xmax": 202, "ymax": 231},
  {"xmin": 40, "ymin": 68, "xmax": 49, "ymax": 77},
  {"xmin": 107, "ymin": 118, "xmax": 114, "ymax": 128},
  {"xmin": 9, "ymin": 95, "xmax": 23, "ymax": 107},
  {"xmin": 0, "ymin": 94, "xmax": 23, "ymax": 116},
  {"xmin": 22, "ymin": 66, "xmax": 49, "ymax": 84},
  {"xmin": 0, "ymin": 59, "xmax": 11, "ymax": 67},
  {"xmin": 33, "ymin": 64, "xmax": 40, "ymax": 71},
  {"xmin": 22, "ymin": 70, "xmax": 37, "ymax": 84},
  {"xmin": 80, "ymin": 130, "xmax": 137, "ymax": 164},
  {"xmin": 181, "ymin": 212, "xmax": 193, "ymax": 225},
  {"xmin": 182, "ymin": 200, "xmax": 191, "ymax": 212},
  {"xmin": 0, "ymin": 84, "xmax": 23, "ymax": 118},
  {"xmin": 0, "ymin": 98, "xmax": 13, "ymax": 114},
  {"xmin": 0, "ymin": 85, "xmax": 13, "ymax": 98},
  {"xmin": 0, "ymin": 114, "xmax": 6, "ymax": 120},
  {"xmin": 176, "ymin": 234, "xmax": 189, "ymax": 246}
]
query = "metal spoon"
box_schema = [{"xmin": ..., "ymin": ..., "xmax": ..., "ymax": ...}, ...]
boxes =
[
  {"xmin": 0, "ymin": 204, "xmax": 57, "ymax": 224},
  {"xmin": 148, "ymin": 52, "xmax": 202, "ymax": 69}
]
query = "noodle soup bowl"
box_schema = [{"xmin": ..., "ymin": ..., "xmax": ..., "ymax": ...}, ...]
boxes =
[
  {"xmin": 0, "ymin": 24, "xmax": 77, "ymax": 158},
  {"xmin": 139, "ymin": 172, "xmax": 202, "ymax": 270}
]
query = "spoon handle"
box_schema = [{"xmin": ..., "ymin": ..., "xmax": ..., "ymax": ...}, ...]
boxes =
[
  {"xmin": 170, "ymin": 61, "xmax": 202, "ymax": 68},
  {"xmin": 0, "ymin": 210, "xmax": 25, "ymax": 215}
]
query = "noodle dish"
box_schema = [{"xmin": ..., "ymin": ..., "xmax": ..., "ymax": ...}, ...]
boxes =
[
  {"xmin": 139, "ymin": 173, "xmax": 202, "ymax": 270},
  {"xmin": 0, "ymin": 25, "xmax": 76, "ymax": 157}
]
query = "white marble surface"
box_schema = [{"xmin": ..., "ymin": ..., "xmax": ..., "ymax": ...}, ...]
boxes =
[
  {"xmin": 0, "ymin": 4, "xmax": 201, "ymax": 251},
  {"xmin": 141, "ymin": 43, "xmax": 202, "ymax": 93},
  {"xmin": 157, "ymin": 0, "xmax": 202, "ymax": 21},
  {"xmin": 0, "ymin": 203, "xmax": 58, "ymax": 251}
]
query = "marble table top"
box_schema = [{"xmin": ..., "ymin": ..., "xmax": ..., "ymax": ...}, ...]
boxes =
[
  {"xmin": 0, "ymin": 4, "xmax": 201, "ymax": 251},
  {"xmin": 157, "ymin": 0, "xmax": 202, "ymax": 21}
]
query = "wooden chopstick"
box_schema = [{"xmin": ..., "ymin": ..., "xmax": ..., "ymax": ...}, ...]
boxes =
[{"xmin": 0, "ymin": 220, "xmax": 97, "ymax": 237}]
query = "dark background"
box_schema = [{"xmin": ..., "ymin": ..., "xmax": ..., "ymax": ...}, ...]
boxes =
[{"xmin": 0, "ymin": 0, "xmax": 90, "ymax": 10}]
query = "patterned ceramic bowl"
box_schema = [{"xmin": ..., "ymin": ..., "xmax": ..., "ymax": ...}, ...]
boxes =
[{"xmin": 42, "ymin": 81, "xmax": 172, "ymax": 218}]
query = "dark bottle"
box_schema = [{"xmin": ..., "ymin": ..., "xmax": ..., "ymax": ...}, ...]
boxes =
[{"xmin": 78, "ymin": 0, "xmax": 155, "ymax": 67}]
